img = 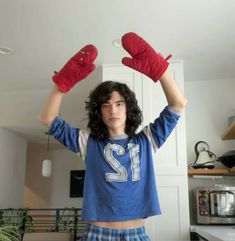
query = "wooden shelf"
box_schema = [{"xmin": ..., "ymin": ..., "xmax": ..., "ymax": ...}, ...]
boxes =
[
  {"xmin": 221, "ymin": 120, "xmax": 235, "ymax": 140},
  {"xmin": 188, "ymin": 167, "xmax": 235, "ymax": 175},
  {"xmin": 188, "ymin": 168, "xmax": 229, "ymax": 175}
]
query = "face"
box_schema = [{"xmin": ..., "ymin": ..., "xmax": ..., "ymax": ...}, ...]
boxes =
[{"xmin": 101, "ymin": 91, "xmax": 127, "ymax": 137}]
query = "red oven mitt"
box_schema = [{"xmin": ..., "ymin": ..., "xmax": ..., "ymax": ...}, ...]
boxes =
[
  {"xmin": 121, "ymin": 32, "xmax": 171, "ymax": 82},
  {"xmin": 52, "ymin": 44, "xmax": 98, "ymax": 93}
]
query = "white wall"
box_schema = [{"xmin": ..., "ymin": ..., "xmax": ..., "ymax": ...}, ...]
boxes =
[
  {"xmin": 185, "ymin": 78, "xmax": 235, "ymax": 164},
  {"xmin": 185, "ymin": 78, "xmax": 235, "ymax": 224},
  {"xmin": 24, "ymin": 142, "xmax": 85, "ymax": 208},
  {"xmin": 0, "ymin": 128, "xmax": 27, "ymax": 208}
]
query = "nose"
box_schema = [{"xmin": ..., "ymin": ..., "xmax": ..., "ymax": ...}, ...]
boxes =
[{"xmin": 109, "ymin": 104, "xmax": 117, "ymax": 114}]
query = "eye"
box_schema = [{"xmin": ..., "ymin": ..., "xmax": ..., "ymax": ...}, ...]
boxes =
[
  {"xmin": 117, "ymin": 102, "xmax": 124, "ymax": 107},
  {"xmin": 102, "ymin": 104, "xmax": 109, "ymax": 109}
]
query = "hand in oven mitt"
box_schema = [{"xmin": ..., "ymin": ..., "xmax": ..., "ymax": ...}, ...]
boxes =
[
  {"xmin": 52, "ymin": 44, "xmax": 98, "ymax": 93},
  {"xmin": 121, "ymin": 32, "xmax": 171, "ymax": 82}
]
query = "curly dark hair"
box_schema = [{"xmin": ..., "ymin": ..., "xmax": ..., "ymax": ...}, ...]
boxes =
[{"xmin": 85, "ymin": 81, "xmax": 142, "ymax": 139}]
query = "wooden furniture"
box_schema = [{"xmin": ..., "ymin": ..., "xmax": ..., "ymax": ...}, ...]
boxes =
[
  {"xmin": 23, "ymin": 232, "xmax": 71, "ymax": 241},
  {"xmin": 221, "ymin": 120, "xmax": 235, "ymax": 140},
  {"xmin": 188, "ymin": 167, "xmax": 235, "ymax": 175}
]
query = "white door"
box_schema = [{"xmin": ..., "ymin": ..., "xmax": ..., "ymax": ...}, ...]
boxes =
[
  {"xmin": 141, "ymin": 61, "xmax": 187, "ymax": 175},
  {"xmin": 145, "ymin": 176, "xmax": 190, "ymax": 241}
]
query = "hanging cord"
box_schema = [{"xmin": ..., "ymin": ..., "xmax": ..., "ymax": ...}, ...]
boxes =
[{"xmin": 45, "ymin": 131, "xmax": 50, "ymax": 152}]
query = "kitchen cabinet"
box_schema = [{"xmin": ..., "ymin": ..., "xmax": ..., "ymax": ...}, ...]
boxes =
[
  {"xmin": 221, "ymin": 120, "xmax": 235, "ymax": 140},
  {"xmin": 102, "ymin": 61, "xmax": 190, "ymax": 241}
]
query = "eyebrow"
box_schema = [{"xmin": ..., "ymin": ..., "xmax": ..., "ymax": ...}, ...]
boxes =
[{"xmin": 103, "ymin": 99, "xmax": 125, "ymax": 104}]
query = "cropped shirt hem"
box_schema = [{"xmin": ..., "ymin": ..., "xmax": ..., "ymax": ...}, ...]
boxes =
[{"xmin": 81, "ymin": 211, "xmax": 161, "ymax": 222}]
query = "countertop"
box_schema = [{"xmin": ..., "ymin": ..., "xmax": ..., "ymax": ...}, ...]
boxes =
[{"xmin": 190, "ymin": 225, "xmax": 235, "ymax": 241}]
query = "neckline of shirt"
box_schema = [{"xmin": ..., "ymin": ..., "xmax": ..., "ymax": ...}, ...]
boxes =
[{"xmin": 109, "ymin": 134, "xmax": 128, "ymax": 140}]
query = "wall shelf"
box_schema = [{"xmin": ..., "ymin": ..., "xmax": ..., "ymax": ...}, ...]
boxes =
[
  {"xmin": 221, "ymin": 120, "xmax": 235, "ymax": 140},
  {"xmin": 188, "ymin": 167, "xmax": 235, "ymax": 175}
]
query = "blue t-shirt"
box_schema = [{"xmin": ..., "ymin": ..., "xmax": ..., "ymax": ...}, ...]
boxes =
[{"xmin": 48, "ymin": 106, "xmax": 180, "ymax": 221}]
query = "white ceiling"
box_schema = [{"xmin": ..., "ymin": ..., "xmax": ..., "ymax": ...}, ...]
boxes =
[{"xmin": 1, "ymin": 0, "xmax": 235, "ymax": 143}]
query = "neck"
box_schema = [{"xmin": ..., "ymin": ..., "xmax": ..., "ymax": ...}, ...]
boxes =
[
  {"xmin": 108, "ymin": 130, "xmax": 127, "ymax": 138},
  {"xmin": 109, "ymin": 134, "xmax": 128, "ymax": 140}
]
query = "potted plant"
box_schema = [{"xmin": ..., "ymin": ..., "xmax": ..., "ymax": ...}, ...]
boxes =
[
  {"xmin": 0, "ymin": 208, "xmax": 33, "ymax": 241},
  {"xmin": 0, "ymin": 225, "xmax": 21, "ymax": 241}
]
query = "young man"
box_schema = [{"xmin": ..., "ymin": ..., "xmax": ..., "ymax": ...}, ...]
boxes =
[{"xmin": 38, "ymin": 32, "xmax": 187, "ymax": 241}]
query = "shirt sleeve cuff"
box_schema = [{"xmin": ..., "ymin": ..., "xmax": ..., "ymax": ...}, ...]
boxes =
[{"xmin": 166, "ymin": 105, "xmax": 182, "ymax": 116}]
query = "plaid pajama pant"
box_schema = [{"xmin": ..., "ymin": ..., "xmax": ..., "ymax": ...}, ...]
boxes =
[{"xmin": 81, "ymin": 224, "xmax": 150, "ymax": 241}]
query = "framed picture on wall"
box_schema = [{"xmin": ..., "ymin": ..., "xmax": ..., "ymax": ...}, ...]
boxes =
[{"xmin": 70, "ymin": 170, "xmax": 85, "ymax": 198}]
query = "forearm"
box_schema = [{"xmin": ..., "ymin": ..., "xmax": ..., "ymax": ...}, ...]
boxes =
[
  {"xmin": 159, "ymin": 71, "xmax": 187, "ymax": 113},
  {"xmin": 38, "ymin": 85, "xmax": 64, "ymax": 125}
]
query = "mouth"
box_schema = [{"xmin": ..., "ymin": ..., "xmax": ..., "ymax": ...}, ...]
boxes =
[{"xmin": 109, "ymin": 117, "xmax": 119, "ymax": 122}]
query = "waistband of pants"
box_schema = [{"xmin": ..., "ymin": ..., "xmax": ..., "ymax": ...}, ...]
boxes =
[{"xmin": 85, "ymin": 223, "xmax": 146, "ymax": 238}]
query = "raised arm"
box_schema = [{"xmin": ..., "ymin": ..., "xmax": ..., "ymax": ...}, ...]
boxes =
[
  {"xmin": 38, "ymin": 44, "xmax": 98, "ymax": 125},
  {"xmin": 121, "ymin": 32, "xmax": 187, "ymax": 112},
  {"xmin": 38, "ymin": 85, "xmax": 64, "ymax": 125},
  {"xmin": 159, "ymin": 71, "xmax": 187, "ymax": 113}
]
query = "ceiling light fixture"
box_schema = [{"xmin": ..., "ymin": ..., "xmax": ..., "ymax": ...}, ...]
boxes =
[
  {"xmin": 42, "ymin": 132, "xmax": 53, "ymax": 177},
  {"xmin": 0, "ymin": 47, "xmax": 13, "ymax": 55},
  {"xmin": 112, "ymin": 39, "xmax": 121, "ymax": 48}
]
